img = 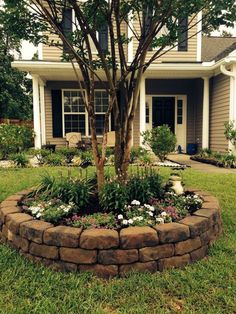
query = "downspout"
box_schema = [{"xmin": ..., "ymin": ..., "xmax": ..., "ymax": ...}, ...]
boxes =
[{"xmin": 220, "ymin": 62, "xmax": 236, "ymax": 151}]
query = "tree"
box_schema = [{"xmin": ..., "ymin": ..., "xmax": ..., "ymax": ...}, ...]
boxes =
[
  {"xmin": 0, "ymin": 10, "xmax": 32, "ymax": 120},
  {"xmin": 2, "ymin": 0, "xmax": 236, "ymax": 188}
]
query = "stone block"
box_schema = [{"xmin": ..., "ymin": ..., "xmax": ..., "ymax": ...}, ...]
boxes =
[
  {"xmin": 44, "ymin": 226, "xmax": 82, "ymax": 247},
  {"xmin": 175, "ymin": 237, "xmax": 201, "ymax": 255},
  {"xmin": 20, "ymin": 220, "xmax": 53, "ymax": 244},
  {"xmin": 43, "ymin": 259, "xmax": 78, "ymax": 272},
  {"xmin": 98, "ymin": 249, "xmax": 138, "ymax": 265},
  {"xmin": 154, "ymin": 223, "xmax": 190, "ymax": 243},
  {"xmin": 29, "ymin": 242, "xmax": 58, "ymax": 260},
  {"xmin": 119, "ymin": 261, "xmax": 157, "ymax": 276},
  {"xmin": 0, "ymin": 200, "xmax": 18, "ymax": 208},
  {"xmin": 158, "ymin": 254, "xmax": 190, "ymax": 271},
  {"xmin": 120, "ymin": 227, "xmax": 159, "ymax": 249},
  {"xmin": 0, "ymin": 206, "xmax": 21, "ymax": 223},
  {"xmin": 139, "ymin": 244, "xmax": 174, "ymax": 262},
  {"xmin": 193, "ymin": 208, "xmax": 219, "ymax": 226},
  {"xmin": 180, "ymin": 216, "xmax": 209, "ymax": 238},
  {"xmin": 6, "ymin": 213, "xmax": 33, "ymax": 234},
  {"xmin": 5, "ymin": 195, "xmax": 23, "ymax": 202},
  {"xmin": 79, "ymin": 264, "xmax": 118, "ymax": 279},
  {"xmin": 60, "ymin": 247, "xmax": 97, "ymax": 264},
  {"xmin": 190, "ymin": 245, "xmax": 208, "ymax": 262},
  {"xmin": 80, "ymin": 229, "xmax": 119, "ymax": 250}
]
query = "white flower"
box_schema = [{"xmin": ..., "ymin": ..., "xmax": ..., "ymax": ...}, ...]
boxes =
[
  {"xmin": 122, "ymin": 219, "xmax": 128, "ymax": 225},
  {"xmin": 131, "ymin": 200, "xmax": 140, "ymax": 206},
  {"xmin": 144, "ymin": 204, "xmax": 151, "ymax": 209},
  {"xmin": 156, "ymin": 217, "xmax": 165, "ymax": 224},
  {"xmin": 148, "ymin": 211, "xmax": 154, "ymax": 216},
  {"xmin": 118, "ymin": 214, "xmax": 123, "ymax": 220},
  {"xmin": 149, "ymin": 206, "xmax": 155, "ymax": 211},
  {"xmin": 137, "ymin": 216, "xmax": 143, "ymax": 221},
  {"xmin": 63, "ymin": 207, "xmax": 70, "ymax": 213},
  {"xmin": 128, "ymin": 219, "xmax": 134, "ymax": 224},
  {"xmin": 36, "ymin": 212, "xmax": 42, "ymax": 218},
  {"xmin": 160, "ymin": 211, "xmax": 167, "ymax": 217}
]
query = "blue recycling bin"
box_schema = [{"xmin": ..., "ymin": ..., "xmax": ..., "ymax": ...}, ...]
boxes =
[{"xmin": 187, "ymin": 143, "xmax": 198, "ymax": 155}]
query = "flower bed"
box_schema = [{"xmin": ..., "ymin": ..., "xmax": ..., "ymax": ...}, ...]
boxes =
[
  {"xmin": 191, "ymin": 150, "xmax": 236, "ymax": 168},
  {"xmin": 0, "ymin": 189, "xmax": 222, "ymax": 278}
]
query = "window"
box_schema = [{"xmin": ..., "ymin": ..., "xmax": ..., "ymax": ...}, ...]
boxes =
[
  {"xmin": 177, "ymin": 99, "xmax": 183, "ymax": 124},
  {"xmin": 146, "ymin": 102, "xmax": 150, "ymax": 123},
  {"xmin": 64, "ymin": 91, "xmax": 86, "ymax": 135},
  {"xmin": 63, "ymin": 90, "xmax": 110, "ymax": 136}
]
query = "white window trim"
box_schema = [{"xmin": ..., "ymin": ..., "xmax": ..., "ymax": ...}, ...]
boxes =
[{"xmin": 62, "ymin": 89, "xmax": 111, "ymax": 138}]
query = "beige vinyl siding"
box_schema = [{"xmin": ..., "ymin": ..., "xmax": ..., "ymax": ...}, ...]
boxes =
[
  {"xmin": 45, "ymin": 88, "xmax": 66, "ymax": 147},
  {"xmin": 209, "ymin": 74, "xmax": 230, "ymax": 151},
  {"xmin": 43, "ymin": 21, "xmax": 128, "ymax": 61},
  {"xmin": 42, "ymin": 32, "xmax": 63, "ymax": 61},
  {"xmin": 133, "ymin": 16, "xmax": 198, "ymax": 62}
]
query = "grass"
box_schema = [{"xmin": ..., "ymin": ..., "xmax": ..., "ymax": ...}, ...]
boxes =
[{"xmin": 0, "ymin": 166, "xmax": 236, "ymax": 314}]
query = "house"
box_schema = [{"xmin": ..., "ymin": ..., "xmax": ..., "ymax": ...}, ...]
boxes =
[{"xmin": 11, "ymin": 10, "xmax": 236, "ymax": 153}]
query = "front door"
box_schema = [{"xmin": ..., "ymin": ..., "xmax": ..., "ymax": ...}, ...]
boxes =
[
  {"xmin": 150, "ymin": 96, "xmax": 187, "ymax": 152},
  {"xmin": 152, "ymin": 97, "xmax": 175, "ymax": 132}
]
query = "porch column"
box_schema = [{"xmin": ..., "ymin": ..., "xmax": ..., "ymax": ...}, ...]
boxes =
[
  {"xmin": 39, "ymin": 80, "xmax": 46, "ymax": 146},
  {"xmin": 32, "ymin": 75, "xmax": 42, "ymax": 149},
  {"xmin": 202, "ymin": 77, "xmax": 210, "ymax": 149},
  {"xmin": 139, "ymin": 76, "xmax": 146, "ymax": 146}
]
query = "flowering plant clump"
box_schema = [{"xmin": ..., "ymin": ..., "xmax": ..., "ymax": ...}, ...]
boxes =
[
  {"xmin": 117, "ymin": 200, "xmax": 173, "ymax": 227},
  {"xmin": 66, "ymin": 212, "xmax": 117, "ymax": 229},
  {"xmin": 23, "ymin": 198, "xmax": 77, "ymax": 225}
]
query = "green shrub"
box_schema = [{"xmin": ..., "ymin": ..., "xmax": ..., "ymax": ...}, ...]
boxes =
[
  {"xmin": 224, "ymin": 121, "xmax": 236, "ymax": 147},
  {"xmin": 142, "ymin": 125, "xmax": 177, "ymax": 162},
  {"xmin": 199, "ymin": 148, "xmax": 212, "ymax": 158},
  {"xmin": 9, "ymin": 153, "xmax": 29, "ymax": 167},
  {"xmin": 80, "ymin": 150, "xmax": 93, "ymax": 162},
  {"xmin": 130, "ymin": 147, "xmax": 148, "ymax": 163},
  {"xmin": 35, "ymin": 173, "xmax": 92, "ymax": 210},
  {"xmin": 44, "ymin": 153, "xmax": 64, "ymax": 166},
  {"xmin": 57, "ymin": 147, "xmax": 78, "ymax": 163},
  {"xmin": 0, "ymin": 124, "xmax": 34, "ymax": 158},
  {"xmin": 128, "ymin": 172, "xmax": 163, "ymax": 204},
  {"xmin": 29, "ymin": 148, "xmax": 52, "ymax": 164},
  {"xmin": 99, "ymin": 179, "xmax": 128, "ymax": 213}
]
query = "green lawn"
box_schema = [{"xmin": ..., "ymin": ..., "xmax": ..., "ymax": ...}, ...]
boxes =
[{"xmin": 0, "ymin": 166, "xmax": 236, "ymax": 314}]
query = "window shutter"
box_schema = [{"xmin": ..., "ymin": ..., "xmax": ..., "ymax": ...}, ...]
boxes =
[
  {"xmin": 98, "ymin": 25, "xmax": 108, "ymax": 53},
  {"xmin": 61, "ymin": 8, "xmax": 72, "ymax": 53},
  {"xmin": 51, "ymin": 90, "xmax": 63, "ymax": 138},
  {"xmin": 143, "ymin": 5, "xmax": 153, "ymax": 36},
  {"xmin": 178, "ymin": 17, "xmax": 188, "ymax": 51}
]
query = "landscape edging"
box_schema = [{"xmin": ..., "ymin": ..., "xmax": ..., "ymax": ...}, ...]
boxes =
[{"xmin": 0, "ymin": 189, "xmax": 223, "ymax": 278}]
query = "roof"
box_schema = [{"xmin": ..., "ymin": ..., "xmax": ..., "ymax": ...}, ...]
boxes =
[{"xmin": 202, "ymin": 36, "xmax": 236, "ymax": 62}]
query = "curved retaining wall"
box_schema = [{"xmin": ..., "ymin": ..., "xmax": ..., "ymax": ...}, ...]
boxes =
[{"xmin": 0, "ymin": 189, "xmax": 223, "ymax": 278}]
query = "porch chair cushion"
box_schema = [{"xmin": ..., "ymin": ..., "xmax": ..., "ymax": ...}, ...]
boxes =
[{"xmin": 66, "ymin": 132, "xmax": 82, "ymax": 148}]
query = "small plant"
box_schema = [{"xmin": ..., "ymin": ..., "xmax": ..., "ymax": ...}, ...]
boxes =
[
  {"xmin": 80, "ymin": 150, "xmax": 93, "ymax": 163},
  {"xmin": 224, "ymin": 121, "xmax": 236, "ymax": 147},
  {"xmin": 128, "ymin": 170, "xmax": 163, "ymax": 203},
  {"xmin": 24, "ymin": 198, "xmax": 76, "ymax": 224},
  {"xmin": 130, "ymin": 147, "xmax": 148, "ymax": 163},
  {"xmin": 99, "ymin": 179, "xmax": 128, "ymax": 213},
  {"xmin": 67, "ymin": 212, "xmax": 117, "ymax": 229},
  {"xmin": 9, "ymin": 153, "xmax": 29, "ymax": 167},
  {"xmin": 57, "ymin": 147, "xmax": 78, "ymax": 163},
  {"xmin": 142, "ymin": 125, "xmax": 177, "ymax": 161},
  {"xmin": 34, "ymin": 173, "xmax": 92, "ymax": 210},
  {"xmin": 44, "ymin": 153, "xmax": 64, "ymax": 166}
]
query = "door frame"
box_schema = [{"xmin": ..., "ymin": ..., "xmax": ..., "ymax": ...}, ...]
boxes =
[{"xmin": 145, "ymin": 94, "xmax": 187, "ymax": 152}]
